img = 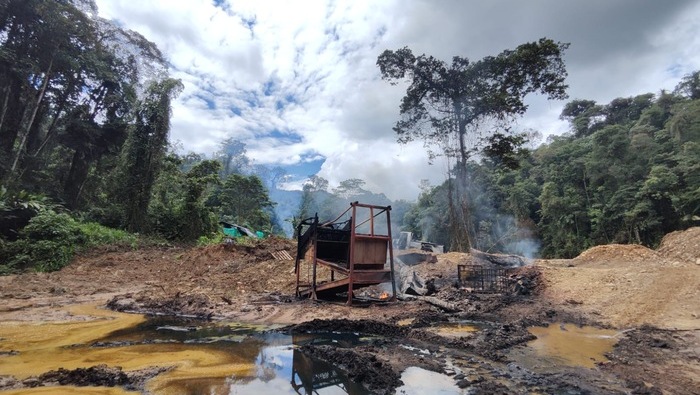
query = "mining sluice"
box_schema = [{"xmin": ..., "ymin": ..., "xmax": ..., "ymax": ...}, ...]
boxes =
[{"xmin": 294, "ymin": 202, "xmax": 397, "ymax": 305}]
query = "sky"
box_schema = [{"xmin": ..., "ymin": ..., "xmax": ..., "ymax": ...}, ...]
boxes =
[{"xmin": 93, "ymin": 0, "xmax": 700, "ymax": 201}]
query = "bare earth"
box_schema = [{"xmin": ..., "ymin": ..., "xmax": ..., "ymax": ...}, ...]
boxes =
[{"xmin": 1, "ymin": 228, "xmax": 699, "ymax": 394}]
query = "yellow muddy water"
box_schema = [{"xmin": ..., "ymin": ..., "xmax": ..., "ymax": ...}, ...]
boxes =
[
  {"xmin": 427, "ymin": 322, "xmax": 480, "ymax": 338},
  {"xmin": 0, "ymin": 304, "xmax": 260, "ymax": 395},
  {"xmin": 0, "ymin": 386, "xmax": 137, "ymax": 395},
  {"xmin": 525, "ymin": 323, "xmax": 619, "ymax": 368}
]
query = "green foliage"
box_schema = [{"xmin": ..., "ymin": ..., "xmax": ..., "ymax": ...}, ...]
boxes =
[
  {"xmin": 0, "ymin": 209, "xmax": 138, "ymax": 274},
  {"xmin": 149, "ymin": 156, "xmax": 221, "ymax": 241},
  {"xmin": 0, "ymin": 210, "xmax": 81, "ymax": 272},
  {"xmin": 378, "ymin": 38, "xmax": 569, "ymax": 250},
  {"xmin": 402, "ymin": 182, "xmax": 451, "ymax": 248},
  {"xmin": 674, "ymin": 70, "xmax": 700, "ymax": 100},
  {"xmin": 211, "ymin": 174, "xmax": 275, "ymax": 232},
  {"xmin": 0, "ymin": 2, "xmax": 271, "ymax": 245},
  {"xmin": 196, "ymin": 232, "xmax": 225, "ymax": 246},
  {"xmin": 22, "ymin": 210, "xmax": 84, "ymax": 243},
  {"xmin": 401, "ymin": 76, "xmax": 700, "ymax": 257},
  {"xmin": 482, "ymin": 133, "xmax": 529, "ymax": 170},
  {"xmin": 117, "ymin": 78, "xmax": 184, "ymax": 233},
  {"xmin": 77, "ymin": 222, "xmax": 138, "ymax": 248}
]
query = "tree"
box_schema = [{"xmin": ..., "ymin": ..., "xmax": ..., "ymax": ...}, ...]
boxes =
[
  {"xmin": 118, "ymin": 78, "xmax": 183, "ymax": 232},
  {"xmin": 332, "ymin": 178, "xmax": 368, "ymax": 199},
  {"xmin": 214, "ymin": 174, "xmax": 275, "ymax": 231},
  {"xmin": 674, "ymin": 70, "xmax": 700, "ymax": 100},
  {"xmin": 0, "ymin": 0, "xmax": 168, "ymax": 211},
  {"xmin": 148, "ymin": 156, "xmax": 221, "ymax": 240},
  {"xmin": 217, "ymin": 138, "xmax": 249, "ymax": 176},
  {"xmin": 0, "ymin": 0, "xmax": 97, "ymax": 176},
  {"xmin": 560, "ymin": 99, "xmax": 602, "ymax": 137},
  {"xmin": 377, "ymin": 38, "xmax": 568, "ymax": 250}
]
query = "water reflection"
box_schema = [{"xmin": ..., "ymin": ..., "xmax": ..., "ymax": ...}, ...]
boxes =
[
  {"xmin": 95, "ymin": 318, "xmax": 374, "ymax": 394},
  {"xmin": 1, "ymin": 309, "xmax": 447, "ymax": 395},
  {"xmin": 290, "ymin": 347, "xmax": 370, "ymax": 395},
  {"xmin": 221, "ymin": 342, "xmax": 371, "ymax": 395},
  {"xmin": 157, "ymin": 334, "xmax": 372, "ymax": 395}
]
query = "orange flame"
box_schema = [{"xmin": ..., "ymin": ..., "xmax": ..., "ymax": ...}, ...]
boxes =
[{"xmin": 379, "ymin": 292, "xmax": 390, "ymax": 300}]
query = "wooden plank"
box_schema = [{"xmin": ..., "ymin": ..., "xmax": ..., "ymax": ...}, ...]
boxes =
[
  {"xmin": 316, "ymin": 259, "xmax": 349, "ymax": 275},
  {"xmin": 355, "ymin": 234, "xmax": 390, "ymax": 240},
  {"xmin": 353, "ymin": 238, "xmax": 387, "ymax": 264},
  {"xmin": 272, "ymin": 250, "xmax": 293, "ymax": 260},
  {"xmin": 353, "ymin": 263, "xmax": 384, "ymax": 271}
]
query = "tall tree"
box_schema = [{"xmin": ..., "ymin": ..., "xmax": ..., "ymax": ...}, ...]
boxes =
[
  {"xmin": 213, "ymin": 174, "xmax": 275, "ymax": 231},
  {"xmin": 377, "ymin": 38, "xmax": 568, "ymax": 250},
  {"xmin": 118, "ymin": 78, "xmax": 183, "ymax": 232},
  {"xmin": 217, "ymin": 138, "xmax": 249, "ymax": 176}
]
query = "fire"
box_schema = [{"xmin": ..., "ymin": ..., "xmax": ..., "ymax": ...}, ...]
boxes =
[{"xmin": 379, "ymin": 292, "xmax": 390, "ymax": 300}]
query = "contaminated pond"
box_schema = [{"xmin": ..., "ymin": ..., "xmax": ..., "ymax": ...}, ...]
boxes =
[
  {"xmin": 0, "ymin": 304, "xmax": 461, "ymax": 395},
  {"xmin": 428, "ymin": 320, "xmax": 620, "ymax": 369},
  {"xmin": 511, "ymin": 322, "xmax": 620, "ymax": 370}
]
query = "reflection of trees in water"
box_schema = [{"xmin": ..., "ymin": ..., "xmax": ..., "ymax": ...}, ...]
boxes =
[{"xmin": 256, "ymin": 347, "xmax": 283, "ymax": 382}]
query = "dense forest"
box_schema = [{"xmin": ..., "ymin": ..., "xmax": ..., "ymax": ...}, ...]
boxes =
[
  {"xmin": 0, "ymin": 0, "xmax": 285, "ymax": 272},
  {"xmin": 1, "ymin": 1, "xmax": 698, "ymax": 274},
  {"xmin": 401, "ymin": 78, "xmax": 700, "ymax": 258}
]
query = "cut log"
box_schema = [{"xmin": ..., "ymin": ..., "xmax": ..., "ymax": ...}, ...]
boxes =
[
  {"xmin": 470, "ymin": 248, "xmax": 530, "ymax": 267},
  {"xmin": 419, "ymin": 296, "xmax": 459, "ymax": 312}
]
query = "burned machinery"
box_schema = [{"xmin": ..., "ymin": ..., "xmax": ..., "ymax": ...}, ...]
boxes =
[{"xmin": 294, "ymin": 202, "xmax": 397, "ymax": 305}]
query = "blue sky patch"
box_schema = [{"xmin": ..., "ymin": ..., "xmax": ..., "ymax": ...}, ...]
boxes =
[
  {"xmin": 195, "ymin": 94, "xmax": 216, "ymax": 110},
  {"xmin": 267, "ymin": 129, "xmax": 303, "ymax": 144},
  {"xmin": 282, "ymin": 156, "xmax": 325, "ymax": 180}
]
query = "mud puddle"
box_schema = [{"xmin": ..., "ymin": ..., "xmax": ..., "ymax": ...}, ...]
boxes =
[
  {"xmin": 0, "ymin": 305, "xmax": 457, "ymax": 394},
  {"xmin": 397, "ymin": 367, "xmax": 461, "ymax": 394},
  {"xmin": 509, "ymin": 323, "xmax": 619, "ymax": 370},
  {"xmin": 426, "ymin": 320, "xmax": 484, "ymax": 339}
]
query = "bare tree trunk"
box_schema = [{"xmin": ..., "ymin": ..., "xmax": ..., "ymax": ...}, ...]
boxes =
[
  {"xmin": 0, "ymin": 85, "xmax": 10, "ymax": 132},
  {"xmin": 64, "ymin": 149, "xmax": 90, "ymax": 209},
  {"xmin": 0, "ymin": 77, "xmax": 24, "ymax": 155},
  {"xmin": 10, "ymin": 57, "xmax": 53, "ymax": 175},
  {"xmin": 32, "ymin": 80, "xmax": 73, "ymax": 158}
]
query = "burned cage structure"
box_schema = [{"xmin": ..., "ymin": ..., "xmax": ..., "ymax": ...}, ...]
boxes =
[
  {"xmin": 295, "ymin": 202, "xmax": 397, "ymax": 305},
  {"xmin": 457, "ymin": 264, "xmax": 513, "ymax": 293}
]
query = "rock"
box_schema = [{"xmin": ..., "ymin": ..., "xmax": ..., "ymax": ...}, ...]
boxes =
[
  {"xmin": 0, "ymin": 376, "xmax": 20, "ymax": 390},
  {"xmin": 21, "ymin": 378, "xmax": 41, "ymax": 388}
]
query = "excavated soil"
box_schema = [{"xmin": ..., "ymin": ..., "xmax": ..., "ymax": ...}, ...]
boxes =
[{"xmin": 1, "ymin": 228, "xmax": 699, "ymax": 394}]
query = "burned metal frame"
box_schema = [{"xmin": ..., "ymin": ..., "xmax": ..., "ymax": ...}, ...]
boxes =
[
  {"xmin": 295, "ymin": 202, "xmax": 397, "ymax": 305},
  {"xmin": 457, "ymin": 264, "xmax": 513, "ymax": 293}
]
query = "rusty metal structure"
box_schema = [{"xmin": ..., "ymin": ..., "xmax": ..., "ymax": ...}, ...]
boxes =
[
  {"xmin": 457, "ymin": 264, "xmax": 513, "ymax": 293},
  {"xmin": 295, "ymin": 202, "xmax": 397, "ymax": 305}
]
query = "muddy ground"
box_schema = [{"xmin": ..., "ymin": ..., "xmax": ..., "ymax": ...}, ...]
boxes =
[{"xmin": 1, "ymin": 229, "xmax": 699, "ymax": 394}]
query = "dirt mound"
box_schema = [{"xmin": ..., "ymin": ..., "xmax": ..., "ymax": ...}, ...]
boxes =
[
  {"xmin": 536, "ymin": 228, "xmax": 700, "ymax": 328},
  {"xmin": 286, "ymin": 318, "xmax": 408, "ymax": 337},
  {"xmin": 1, "ymin": 365, "xmax": 170, "ymax": 392},
  {"xmin": 573, "ymin": 244, "xmax": 661, "ymax": 266},
  {"xmin": 408, "ymin": 251, "xmax": 473, "ymax": 288},
  {"xmin": 107, "ymin": 292, "xmax": 217, "ymax": 319},
  {"xmin": 657, "ymin": 227, "xmax": 700, "ymax": 265},
  {"xmin": 0, "ymin": 237, "xmax": 298, "ymax": 322}
]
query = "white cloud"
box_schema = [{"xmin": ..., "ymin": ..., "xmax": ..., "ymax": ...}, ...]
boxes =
[{"xmin": 94, "ymin": 0, "xmax": 700, "ymax": 201}]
